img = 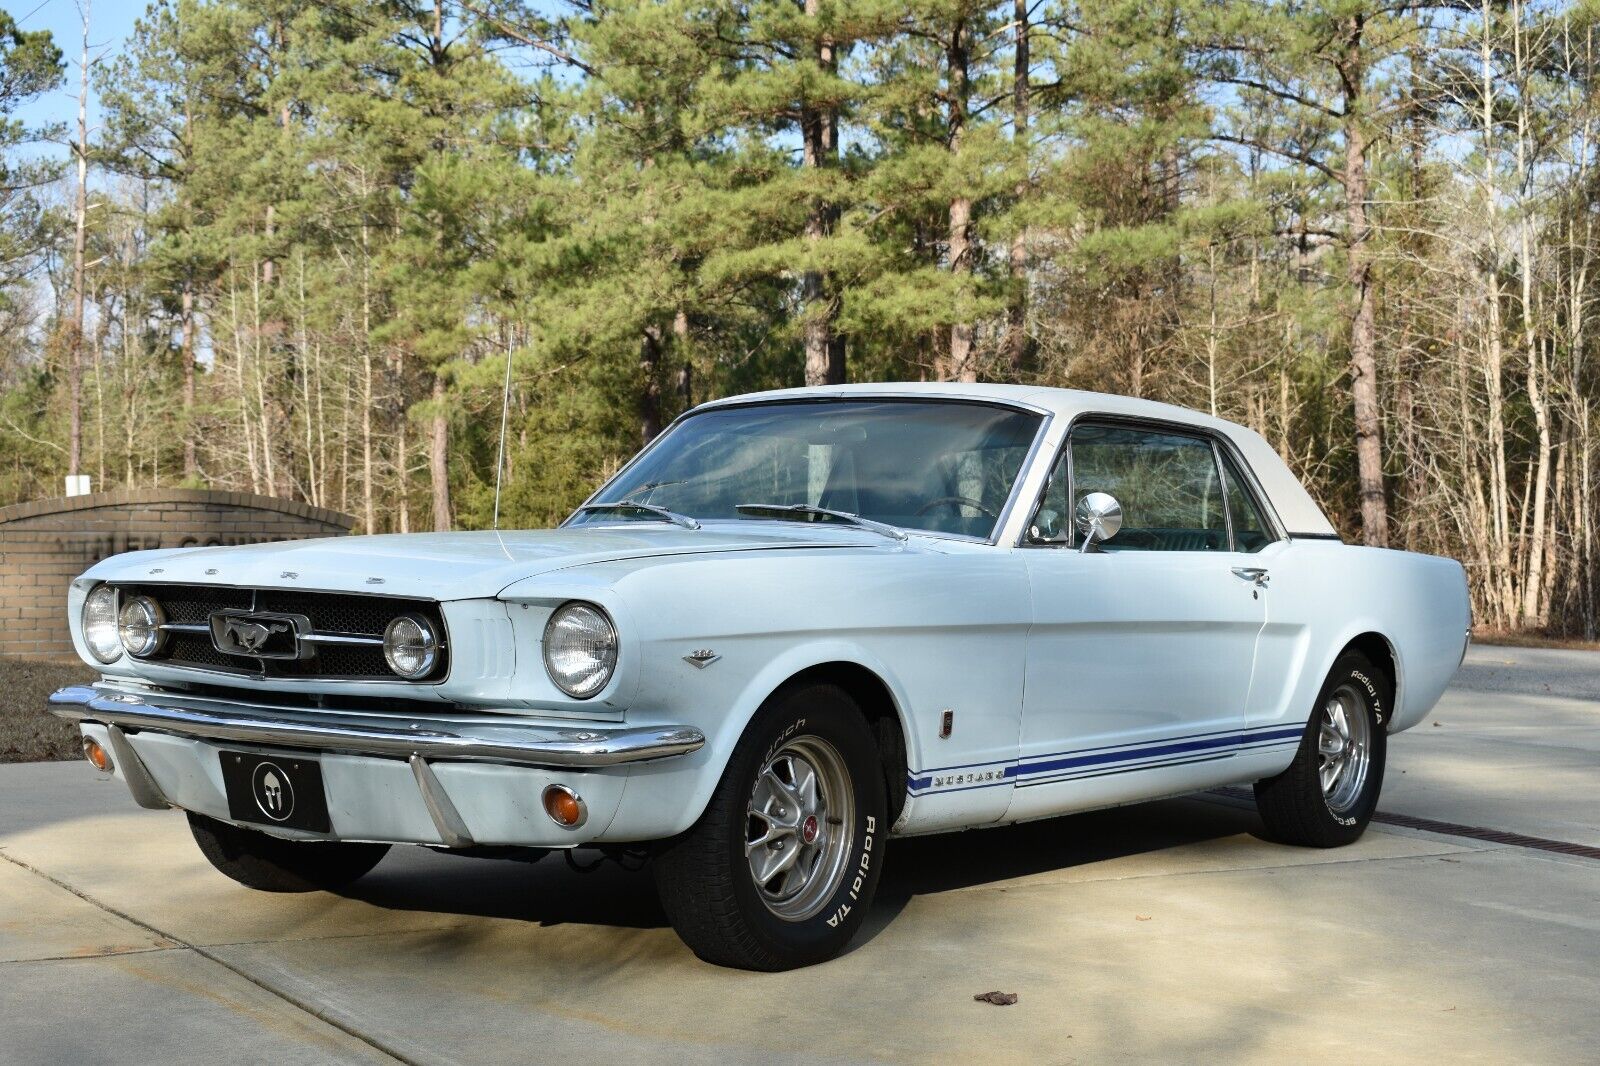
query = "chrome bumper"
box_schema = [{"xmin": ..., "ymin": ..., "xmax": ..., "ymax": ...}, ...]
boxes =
[{"xmin": 48, "ymin": 684, "xmax": 705, "ymax": 769}]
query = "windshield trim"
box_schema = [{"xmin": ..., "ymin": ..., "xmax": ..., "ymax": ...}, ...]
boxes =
[{"xmin": 566, "ymin": 395, "xmax": 1055, "ymax": 547}]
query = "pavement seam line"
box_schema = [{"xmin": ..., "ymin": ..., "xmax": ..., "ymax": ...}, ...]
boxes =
[
  {"xmin": 0, "ymin": 849, "xmax": 420, "ymax": 1066},
  {"xmin": 4, "ymin": 945, "xmax": 186, "ymax": 964},
  {"xmin": 1206, "ymin": 786, "xmax": 1600, "ymax": 860}
]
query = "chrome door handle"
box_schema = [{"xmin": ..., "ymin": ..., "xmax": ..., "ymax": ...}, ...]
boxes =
[{"xmin": 1232, "ymin": 567, "xmax": 1270, "ymax": 587}]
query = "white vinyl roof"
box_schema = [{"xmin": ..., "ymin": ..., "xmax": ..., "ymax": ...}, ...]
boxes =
[{"xmin": 696, "ymin": 383, "xmax": 1339, "ymax": 538}]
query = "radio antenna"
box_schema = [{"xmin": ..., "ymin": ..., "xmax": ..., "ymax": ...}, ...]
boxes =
[{"xmin": 491, "ymin": 343, "xmax": 514, "ymax": 531}]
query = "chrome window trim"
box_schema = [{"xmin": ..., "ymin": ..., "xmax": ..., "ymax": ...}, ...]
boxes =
[
  {"xmin": 1016, "ymin": 412, "xmax": 1290, "ymax": 550},
  {"xmin": 569, "ymin": 395, "xmax": 1055, "ymax": 548},
  {"xmin": 1211, "ymin": 438, "xmax": 1238, "ymax": 552}
]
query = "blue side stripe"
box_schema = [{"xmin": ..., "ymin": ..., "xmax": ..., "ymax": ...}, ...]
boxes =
[
  {"xmin": 1013, "ymin": 726, "xmax": 1304, "ymax": 779},
  {"xmin": 1014, "ymin": 736, "xmax": 1301, "ymax": 790},
  {"xmin": 912, "ymin": 721, "xmax": 1294, "ymax": 776},
  {"xmin": 906, "ymin": 722, "xmax": 1306, "ymax": 796}
]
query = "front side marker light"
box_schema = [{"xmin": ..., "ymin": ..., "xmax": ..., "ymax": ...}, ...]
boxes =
[
  {"xmin": 83, "ymin": 736, "xmax": 113, "ymax": 773},
  {"xmin": 542, "ymin": 784, "xmax": 587, "ymax": 829}
]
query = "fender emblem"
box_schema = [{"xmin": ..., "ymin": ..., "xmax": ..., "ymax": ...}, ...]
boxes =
[{"xmin": 684, "ymin": 649, "xmax": 720, "ymax": 669}]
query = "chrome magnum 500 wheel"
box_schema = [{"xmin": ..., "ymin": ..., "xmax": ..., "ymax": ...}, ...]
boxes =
[
  {"xmin": 653, "ymin": 683, "xmax": 888, "ymax": 970},
  {"xmin": 1254, "ymin": 650, "xmax": 1390, "ymax": 847},
  {"xmin": 1318, "ymin": 682, "xmax": 1373, "ymax": 816},
  {"xmin": 746, "ymin": 735, "xmax": 856, "ymax": 922}
]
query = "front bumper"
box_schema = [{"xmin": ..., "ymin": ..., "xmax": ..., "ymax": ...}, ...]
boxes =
[
  {"xmin": 48, "ymin": 684, "xmax": 704, "ymax": 767},
  {"xmin": 49, "ymin": 683, "xmax": 706, "ymax": 848}
]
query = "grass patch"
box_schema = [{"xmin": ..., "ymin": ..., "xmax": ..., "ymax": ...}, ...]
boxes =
[
  {"xmin": 0, "ymin": 658, "xmax": 96, "ymax": 763},
  {"xmin": 1473, "ymin": 628, "xmax": 1600, "ymax": 653}
]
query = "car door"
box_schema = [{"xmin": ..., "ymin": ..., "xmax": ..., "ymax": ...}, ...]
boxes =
[{"xmin": 1006, "ymin": 420, "xmax": 1271, "ymax": 822}]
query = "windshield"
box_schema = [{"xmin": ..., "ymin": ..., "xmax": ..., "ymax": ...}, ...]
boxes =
[{"xmin": 571, "ymin": 400, "xmax": 1044, "ymax": 540}]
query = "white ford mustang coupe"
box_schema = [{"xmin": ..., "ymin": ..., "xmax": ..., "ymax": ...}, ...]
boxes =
[{"xmin": 50, "ymin": 384, "xmax": 1471, "ymax": 969}]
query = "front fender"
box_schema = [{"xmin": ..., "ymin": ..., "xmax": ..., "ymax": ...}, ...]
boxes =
[{"xmin": 608, "ymin": 639, "xmax": 919, "ymax": 842}]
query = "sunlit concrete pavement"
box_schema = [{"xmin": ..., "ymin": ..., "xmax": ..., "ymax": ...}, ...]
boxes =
[{"xmin": 2, "ymin": 644, "xmax": 1597, "ymax": 1065}]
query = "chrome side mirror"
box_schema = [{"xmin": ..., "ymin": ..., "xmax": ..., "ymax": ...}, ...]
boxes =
[{"xmin": 1075, "ymin": 492, "xmax": 1123, "ymax": 553}]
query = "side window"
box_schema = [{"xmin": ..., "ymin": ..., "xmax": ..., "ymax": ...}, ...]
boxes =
[
  {"xmin": 1069, "ymin": 424, "xmax": 1228, "ymax": 551},
  {"xmin": 1220, "ymin": 451, "xmax": 1273, "ymax": 553}
]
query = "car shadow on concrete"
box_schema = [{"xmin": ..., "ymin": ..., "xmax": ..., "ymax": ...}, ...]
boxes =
[
  {"xmin": 335, "ymin": 793, "xmax": 1258, "ymax": 949},
  {"xmin": 853, "ymin": 793, "xmax": 1258, "ymax": 949}
]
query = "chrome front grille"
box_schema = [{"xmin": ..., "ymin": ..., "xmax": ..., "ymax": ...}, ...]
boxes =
[{"xmin": 113, "ymin": 583, "xmax": 449, "ymax": 682}]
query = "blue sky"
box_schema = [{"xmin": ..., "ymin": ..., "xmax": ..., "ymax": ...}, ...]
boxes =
[{"xmin": 9, "ymin": 0, "xmax": 147, "ymax": 156}]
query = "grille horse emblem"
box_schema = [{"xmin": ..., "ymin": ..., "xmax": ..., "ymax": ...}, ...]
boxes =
[
  {"xmin": 225, "ymin": 618, "xmax": 289, "ymax": 653},
  {"xmin": 209, "ymin": 610, "xmax": 310, "ymax": 659}
]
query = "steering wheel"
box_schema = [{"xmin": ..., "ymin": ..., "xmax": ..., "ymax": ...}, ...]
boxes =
[{"xmin": 916, "ymin": 496, "xmax": 999, "ymax": 520}]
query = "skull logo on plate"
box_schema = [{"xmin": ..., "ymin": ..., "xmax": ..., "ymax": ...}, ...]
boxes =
[{"xmin": 251, "ymin": 761, "xmax": 296, "ymax": 822}]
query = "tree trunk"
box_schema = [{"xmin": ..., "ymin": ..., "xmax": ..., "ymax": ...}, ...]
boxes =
[
  {"xmin": 945, "ymin": 20, "xmax": 976, "ymax": 383},
  {"xmin": 1342, "ymin": 16, "xmax": 1387, "ymax": 547},
  {"xmin": 67, "ymin": 1, "xmax": 92, "ymax": 482},
  {"xmin": 640, "ymin": 324, "xmax": 664, "ymax": 445},
  {"xmin": 430, "ymin": 372, "xmax": 450, "ymax": 531},
  {"xmin": 1004, "ymin": 0, "xmax": 1030, "ymax": 376},
  {"xmin": 361, "ymin": 231, "xmax": 375, "ymax": 534},
  {"xmin": 674, "ymin": 309, "xmax": 693, "ymax": 407},
  {"xmin": 181, "ymin": 284, "xmax": 197, "ymax": 480},
  {"xmin": 801, "ymin": 0, "xmax": 843, "ymax": 386}
]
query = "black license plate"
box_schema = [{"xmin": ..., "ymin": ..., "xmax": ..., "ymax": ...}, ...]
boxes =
[{"xmin": 219, "ymin": 750, "xmax": 332, "ymax": 833}]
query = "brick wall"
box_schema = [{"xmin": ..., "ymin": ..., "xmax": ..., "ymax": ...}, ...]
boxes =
[{"xmin": 0, "ymin": 489, "xmax": 354, "ymax": 661}]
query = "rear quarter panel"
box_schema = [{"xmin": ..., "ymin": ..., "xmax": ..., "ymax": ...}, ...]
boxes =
[{"xmin": 1251, "ymin": 540, "xmax": 1470, "ymax": 737}]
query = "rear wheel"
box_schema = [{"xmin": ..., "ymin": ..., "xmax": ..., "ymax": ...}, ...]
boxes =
[
  {"xmin": 652, "ymin": 683, "xmax": 887, "ymax": 970},
  {"xmin": 1254, "ymin": 650, "xmax": 1389, "ymax": 847},
  {"xmin": 188, "ymin": 812, "xmax": 390, "ymax": 892}
]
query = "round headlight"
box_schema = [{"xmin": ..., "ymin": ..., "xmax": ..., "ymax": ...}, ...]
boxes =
[
  {"xmin": 81, "ymin": 584, "xmax": 123, "ymax": 664},
  {"xmin": 383, "ymin": 614, "xmax": 440, "ymax": 680},
  {"xmin": 542, "ymin": 602, "xmax": 617, "ymax": 699},
  {"xmin": 117, "ymin": 595, "xmax": 167, "ymax": 658}
]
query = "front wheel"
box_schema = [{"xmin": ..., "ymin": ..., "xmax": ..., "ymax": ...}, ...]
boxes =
[
  {"xmin": 652, "ymin": 683, "xmax": 888, "ymax": 970},
  {"xmin": 188, "ymin": 812, "xmax": 390, "ymax": 892},
  {"xmin": 1253, "ymin": 650, "xmax": 1389, "ymax": 847}
]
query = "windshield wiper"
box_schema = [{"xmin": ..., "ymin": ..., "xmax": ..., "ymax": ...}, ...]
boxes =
[
  {"xmin": 618, "ymin": 479, "xmax": 687, "ymax": 503},
  {"xmin": 576, "ymin": 502, "xmax": 701, "ymax": 530},
  {"xmin": 735, "ymin": 503, "xmax": 907, "ymax": 543}
]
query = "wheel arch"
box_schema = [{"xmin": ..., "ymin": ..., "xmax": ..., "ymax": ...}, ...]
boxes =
[
  {"xmin": 1338, "ymin": 630, "xmax": 1401, "ymax": 726},
  {"xmin": 771, "ymin": 661, "xmax": 910, "ymax": 826}
]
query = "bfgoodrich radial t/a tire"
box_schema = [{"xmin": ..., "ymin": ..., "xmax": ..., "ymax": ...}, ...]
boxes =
[
  {"xmin": 652, "ymin": 683, "xmax": 888, "ymax": 970},
  {"xmin": 1254, "ymin": 650, "xmax": 1390, "ymax": 848},
  {"xmin": 188, "ymin": 812, "xmax": 390, "ymax": 892}
]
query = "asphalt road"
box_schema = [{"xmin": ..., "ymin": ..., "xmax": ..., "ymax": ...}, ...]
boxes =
[{"xmin": 2, "ymin": 644, "xmax": 1597, "ymax": 1065}]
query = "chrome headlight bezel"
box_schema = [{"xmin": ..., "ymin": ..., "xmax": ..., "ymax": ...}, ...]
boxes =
[
  {"xmin": 542, "ymin": 601, "xmax": 618, "ymax": 699},
  {"xmin": 383, "ymin": 613, "xmax": 441, "ymax": 681},
  {"xmin": 117, "ymin": 595, "xmax": 168, "ymax": 658},
  {"xmin": 81, "ymin": 583, "xmax": 123, "ymax": 664}
]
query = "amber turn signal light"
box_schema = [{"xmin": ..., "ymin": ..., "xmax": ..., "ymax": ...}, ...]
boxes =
[
  {"xmin": 82, "ymin": 737, "xmax": 113, "ymax": 774},
  {"xmin": 542, "ymin": 784, "xmax": 586, "ymax": 829}
]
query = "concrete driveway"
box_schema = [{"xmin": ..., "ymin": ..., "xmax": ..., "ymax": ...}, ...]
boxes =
[{"xmin": 3, "ymin": 644, "xmax": 1597, "ymax": 1065}]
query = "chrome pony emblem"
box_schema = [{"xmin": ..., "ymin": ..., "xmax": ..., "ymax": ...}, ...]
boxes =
[
  {"xmin": 226, "ymin": 619, "xmax": 288, "ymax": 652},
  {"xmin": 209, "ymin": 611, "xmax": 308, "ymax": 659}
]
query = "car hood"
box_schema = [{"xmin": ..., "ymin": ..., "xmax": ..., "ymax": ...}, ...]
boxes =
[{"xmin": 82, "ymin": 524, "xmax": 888, "ymax": 600}]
